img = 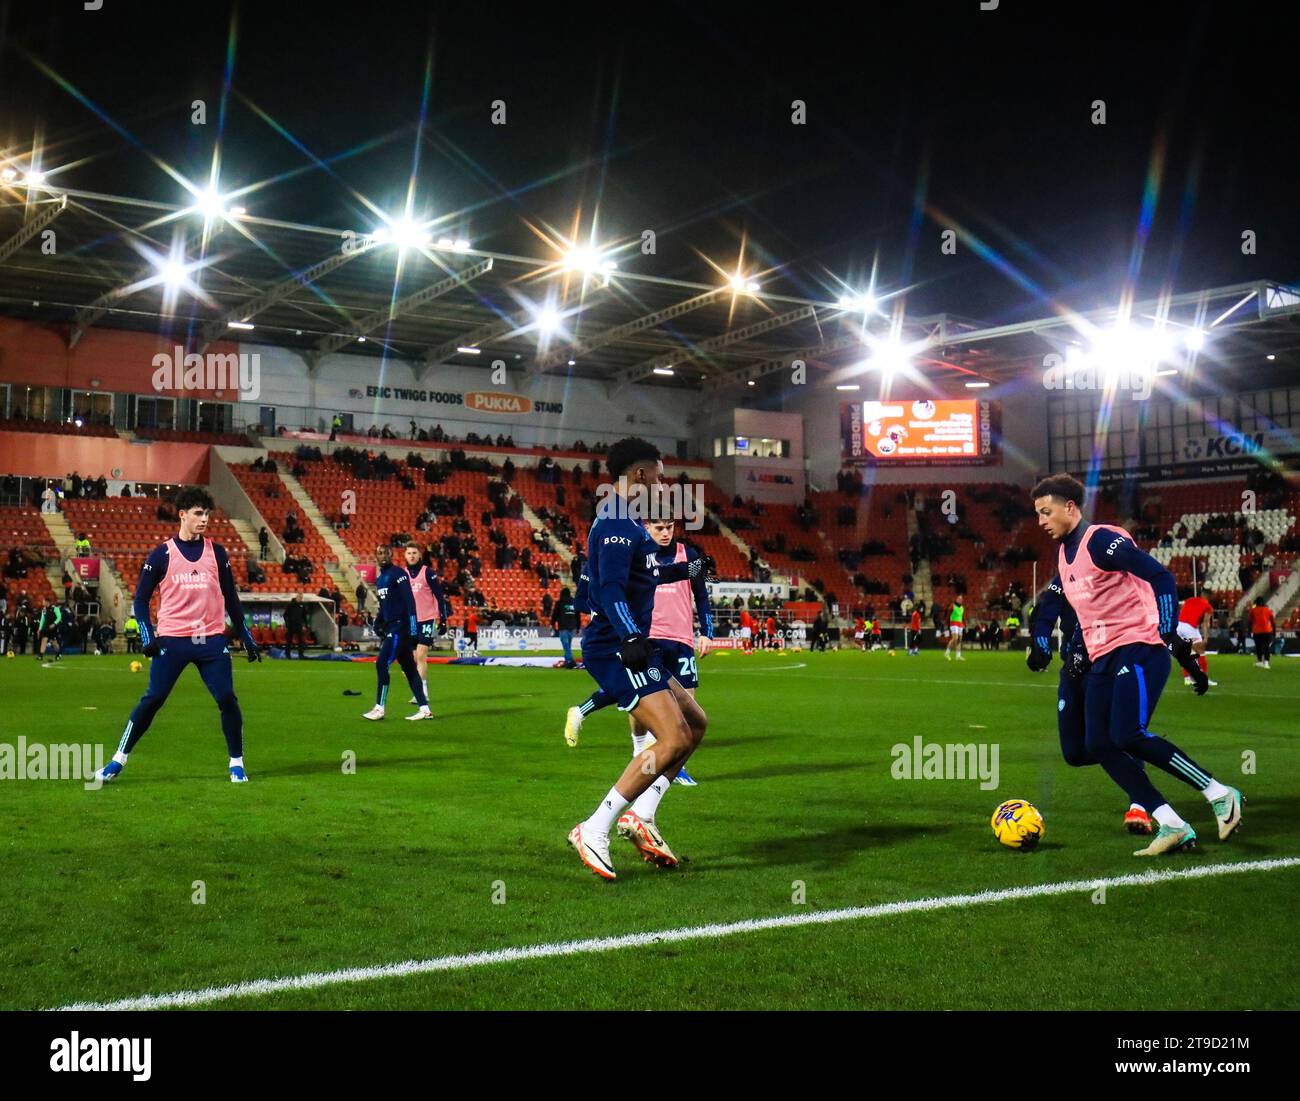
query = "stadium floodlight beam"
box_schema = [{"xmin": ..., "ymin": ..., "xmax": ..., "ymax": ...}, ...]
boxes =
[
  {"xmin": 0, "ymin": 168, "xmax": 16, "ymax": 182},
  {"xmin": 389, "ymin": 218, "xmax": 431, "ymax": 250},
  {"xmin": 25, "ymin": 170, "xmax": 47, "ymax": 187},
  {"xmin": 965, "ymin": 381, "xmax": 990, "ymax": 389},
  {"xmin": 653, "ymin": 366, "xmax": 675, "ymax": 376},
  {"xmin": 1184, "ymin": 328, "xmax": 1206, "ymax": 351},
  {"xmin": 563, "ymin": 246, "xmax": 613, "ymax": 274},
  {"xmin": 837, "ymin": 291, "xmax": 877, "ymax": 313},
  {"xmin": 193, "ymin": 187, "xmax": 226, "ymax": 220},
  {"xmin": 456, "ymin": 346, "xmax": 482, "ymax": 355},
  {"xmin": 535, "ymin": 307, "xmax": 562, "ymax": 334},
  {"xmin": 835, "ymin": 384, "xmax": 860, "ymax": 391},
  {"xmin": 158, "ymin": 261, "xmax": 188, "ymax": 288}
]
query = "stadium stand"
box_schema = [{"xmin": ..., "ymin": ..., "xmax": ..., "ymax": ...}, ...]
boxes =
[
  {"xmin": 292, "ymin": 452, "xmax": 569, "ymax": 628},
  {"xmin": 0, "ymin": 505, "xmax": 60, "ymax": 607},
  {"xmin": 0, "ymin": 417, "xmax": 118, "ymax": 438}
]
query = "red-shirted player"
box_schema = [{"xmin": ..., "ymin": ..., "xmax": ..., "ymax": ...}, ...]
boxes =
[
  {"xmin": 908, "ymin": 608, "xmax": 922, "ymax": 655},
  {"xmin": 1176, "ymin": 591, "xmax": 1216, "ymax": 688},
  {"xmin": 1249, "ymin": 597, "xmax": 1277, "ymax": 669},
  {"xmin": 737, "ymin": 607, "xmax": 755, "ymax": 652},
  {"xmin": 764, "ymin": 614, "xmax": 778, "ymax": 650}
]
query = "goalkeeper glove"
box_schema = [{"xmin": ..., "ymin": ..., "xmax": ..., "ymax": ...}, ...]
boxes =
[
  {"xmin": 1064, "ymin": 646, "xmax": 1092, "ymax": 681},
  {"xmin": 141, "ymin": 639, "xmax": 160, "ymax": 658},
  {"xmin": 618, "ymin": 635, "xmax": 655, "ymax": 672},
  {"xmin": 437, "ymin": 617, "xmax": 447, "ymax": 636},
  {"xmin": 245, "ymin": 640, "xmax": 263, "ymax": 663},
  {"xmin": 687, "ymin": 555, "xmax": 718, "ymax": 581},
  {"xmin": 1025, "ymin": 644, "xmax": 1052, "ymax": 673}
]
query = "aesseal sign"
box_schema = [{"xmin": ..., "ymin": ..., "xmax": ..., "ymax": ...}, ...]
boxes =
[{"xmin": 364, "ymin": 386, "xmax": 563, "ymax": 416}]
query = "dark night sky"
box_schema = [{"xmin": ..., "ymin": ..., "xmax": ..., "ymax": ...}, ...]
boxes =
[{"xmin": 2, "ymin": 0, "xmax": 1295, "ymax": 325}]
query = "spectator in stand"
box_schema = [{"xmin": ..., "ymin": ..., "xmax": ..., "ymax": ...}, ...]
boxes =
[
  {"xmin": 41, "ymin": 482, "xmax": 58, "ymax": 514},
  {"xmin": 355, "ymin": 581, "xmax": 368, "ymax": 614}
]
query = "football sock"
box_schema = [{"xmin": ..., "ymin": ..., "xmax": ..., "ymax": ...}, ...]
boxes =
[
  {"xmin": 584, "ymin": 786, "xmax": 629, "ymax": 836},
  {"xmin": 1201, "ymin": 778, "xmax": 1230, "ymax": 801},
  {"xmin": 631, "ymin": 774, "xmax": 671, "ymax": 822},
  {"xmin": 1197, "ymin": 656, "xmax": 1208, "ymax": 675},
  {"xmin": 631, "ymin": 730, "xmax": 655, "ymax": 757},
  {"xmin": 1152, "ymin": 804, "xmax": 1187, "ymax": 829},
  {"xmin": 229, "ymin": 756, "xmax": 243, "ymax": 768},
  {"xmin": 1129, "ymin": 802, "xmax": 1144, "ymax": 812},
  {"xmin": 112, "ymin": 751, "xmax": 129, "ymax": 766}
]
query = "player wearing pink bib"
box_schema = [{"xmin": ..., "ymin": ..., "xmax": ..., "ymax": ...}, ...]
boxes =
[
  {"xmin": 402, "ymin": 542, "xmax": 451, "ymax": 715},
  {"xmin": 1032, "ymin": 475, "xmax": 1242, "ymax": 856},
  {"xmin": 96, "ymin": 487, "xmax": 262, "ymax": 786}
]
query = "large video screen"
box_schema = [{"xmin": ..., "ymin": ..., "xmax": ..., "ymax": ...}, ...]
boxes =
[{"xmin": 841, "ymin": 399, "xmax": 999, "ymax": 466}]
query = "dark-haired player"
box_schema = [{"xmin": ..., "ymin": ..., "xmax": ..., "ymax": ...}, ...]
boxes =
[
  {"xmin": 1031, "ymin": 474, "xmax": 1242, "ymax": 855},
  {"xmin": 568, "ymin": 438, "xmax": 715, "ymax": 879},
  {"xmin": 363, "ymin": 545, "xmax": 430, "ymax": 721},
  {"xmin": 564, "ymin": 518, "xmax": 713, "ymax": 788},
  {"xmin": 402, "ymin": 542, "xmax": 450, "ymax": 707},
  {"xmin": 95, "ymin": 487, "xmax": 261, "ymax": 784}
]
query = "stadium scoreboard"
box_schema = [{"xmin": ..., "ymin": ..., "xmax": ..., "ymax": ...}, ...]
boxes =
[{"xmin": 840, "ymin": 398, "xmax": 999, "ymax": 466}]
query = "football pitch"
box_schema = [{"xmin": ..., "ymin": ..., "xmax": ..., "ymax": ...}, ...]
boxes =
[{"xmin": 2, "ymin": 648, "xmax": 1297, "ymax": 1011}]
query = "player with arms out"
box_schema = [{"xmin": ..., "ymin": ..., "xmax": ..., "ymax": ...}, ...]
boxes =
[
  {"xmin": 568, "ymin": 439, "xmax": 716, "ymax": 879},
  {"xmin": 564, "ymin": 517, "xmax": 714, "ymax": 788},
  {"xmin": 1031, "ymin": 475, "xmax": 1242, "ymax": 855},
  {"xmin": 96, "ymin": 488, "xmax": 261, "ymax": 784},
  {"xmin": 363, "ymin": 545, "xmax": 431, "ymax": 722},
  {"xmin": 1176, "ymin": 590, "xmax": 1217, "ymax": 688},
  {"xmin": 402, "ymin": 542, "xmax": 451, "ymax": 708}
]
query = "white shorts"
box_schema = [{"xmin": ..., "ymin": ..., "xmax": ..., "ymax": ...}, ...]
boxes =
[
  {"xmin": 739, "ymin": 626, "xmax": 752, "ymax": 639},
  {"xmin": 1176, "ymin": 621, "xmax": 1203, "ymax": 644},
  {"xmin": 949, "ymin": 624, "xmax": 963, "ymax": 637}
]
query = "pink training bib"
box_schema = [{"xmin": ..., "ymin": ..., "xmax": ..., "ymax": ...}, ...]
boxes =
[
  {"xmin": 408, "ymin": 565, "xmax": 438, "ymax": 621},
  {"xmin": 650, "ymin": 542, "xmax": 697, "ymax": 647},
  {"xmin": 155, "ymin": 538, "xmax": 227, "ymax": 640},
  {"xmin": 1058, "ymin": 523, "xmax": 1161, "ymax": 660}
]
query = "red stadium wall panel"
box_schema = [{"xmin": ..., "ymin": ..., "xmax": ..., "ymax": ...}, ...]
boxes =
[
  {"xmin": 0, "ymin": 428, "xmax": 210, "ymax": 484},
  {"xmin": 0, "ymin": 318, "xmax": 241, "ymax": 399}
]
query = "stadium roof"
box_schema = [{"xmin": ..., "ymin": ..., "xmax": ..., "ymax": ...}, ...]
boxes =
[{"xmin": 2, "ymin": 185, "xmax": 1298, "ymax": 394}]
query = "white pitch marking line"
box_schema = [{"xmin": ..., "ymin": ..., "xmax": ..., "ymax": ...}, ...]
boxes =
[{"xmin": 55, "ymin": 856, "xmax": 1300, "ymax": 1012}]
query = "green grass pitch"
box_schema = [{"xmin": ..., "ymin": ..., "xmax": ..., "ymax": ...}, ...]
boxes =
[{"xmin": 2, "ymin": 647, "xmax": 1297, "ymax": 1010}]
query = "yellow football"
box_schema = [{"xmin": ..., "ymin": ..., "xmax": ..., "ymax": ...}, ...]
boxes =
[
  {"xmin": 129, "ymin": 660, "xmax": 143, "ymax": 673},
  {"xmin": 991, "ymin": 799, "xmax": 1045, "ymax": 851}
]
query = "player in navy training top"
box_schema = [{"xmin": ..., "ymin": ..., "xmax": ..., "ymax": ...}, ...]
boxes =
[
  {"xmin": 567, "ymin": 437, "xmax": 715, "ymax": 881},
  {"xmin": 362, "ymin": 546, "xmax": 430, "ymax": 722}
]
